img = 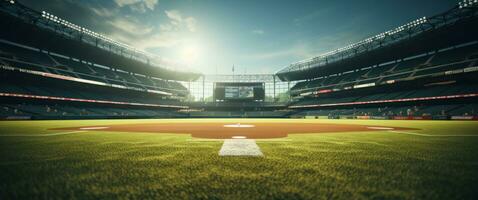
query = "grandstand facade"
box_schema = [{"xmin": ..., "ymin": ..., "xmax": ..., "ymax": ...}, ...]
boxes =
[
  {"xmin": 0, "ymin": 0, "xmax": 196, "ymax": 119},
  {"xmin": 280, "ymin": 1, "xmax": 478, "ymax": 119},
  {"xmin": 1, "ymin": 0, "xmax": 477, "ymax": 119}
]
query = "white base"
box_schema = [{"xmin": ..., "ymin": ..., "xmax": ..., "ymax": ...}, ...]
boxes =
[
  {"xmin": 223, "ymin": 123, "xmax": 255, "ymax": 128},
  {"xmin": 219, "ymin": 139, "xmax": 263, "ymax": 156}
]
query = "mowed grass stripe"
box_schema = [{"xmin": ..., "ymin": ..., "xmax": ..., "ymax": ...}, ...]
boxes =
[
  {"xmin": 0, "ymin": 130, "xmax": 87, "ymax": 137},
  {"xmin": 389, "ymin": 130, "xmax": 478, "ymax": 137}
]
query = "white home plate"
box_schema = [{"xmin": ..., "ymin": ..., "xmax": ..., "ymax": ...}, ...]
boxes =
[
  {"xmin": 223, "ymin": 123, "xmax": 255, "ymax": 128},
  {"xmin": 367, "ymin": 127, "xmax": 394, "ymax": 130},
  {"xmin": 79, "ymin": 127, "xmax": 109, "ymax": 130},
  {"xmin": 219, "ymin": 139, "xmax": 263, "ymax": 156}
]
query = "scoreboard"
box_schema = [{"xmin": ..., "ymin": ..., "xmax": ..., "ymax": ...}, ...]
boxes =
[{"xmin": 213, "ymin": 82, "xmax": 265, "ymax": 101}]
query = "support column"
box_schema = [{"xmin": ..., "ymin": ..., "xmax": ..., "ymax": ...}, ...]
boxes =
[
  {"xmin": 273, "ymin": 75, "xmax": 276, "ymax": 102},
  {"xmin": 288, "ymin": 81, "xmax": 291, "ymax": 101},
  {"xmin": 202, "ymin": 75, "xmax": 205, "ymax": 102}
]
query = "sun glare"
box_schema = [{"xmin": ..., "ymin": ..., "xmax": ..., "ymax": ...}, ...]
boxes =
[{"xmin": 180, "ymin": 44, "xmax": 201, "ymax": 65}]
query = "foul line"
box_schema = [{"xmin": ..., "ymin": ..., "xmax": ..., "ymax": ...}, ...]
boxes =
[
  {"xmin": 0, "ymin": 131, "xmax": 87, "ymax": 137},
  {"xmin": 388, "ymin": 130, "xmax": 478, "ymax": 137}
]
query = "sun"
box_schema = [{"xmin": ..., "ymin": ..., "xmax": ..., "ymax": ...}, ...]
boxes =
[{"xmin": 180, "ymin": 45, "xmax": 201, "ymax": 65}]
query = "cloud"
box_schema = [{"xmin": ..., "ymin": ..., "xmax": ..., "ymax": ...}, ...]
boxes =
[
  {"xmin": 25, "ymin": 0, "xmax": 198, "ymax": 67},
  {"xmin": 103, "ymin": 16, "xmax": 184, "ymax": 50},
  {"xmin": 252, "ymin": 29, "xmax": 265, "ymax": 35},
  {"xmin": 159, "ymin": 23, "xmax": 175, "ymax": 32},
  {"xmin": 107, "ymin": 18, "xmax": 154, "ymax": 36},
  {"xmin": 110, "ymin": 31, "xmax": 183, "ymax": 50},
  {"xmin": 164, "ymin": 10, "xmax": 198, "ymax": 32},
  {"xmin": 184, "ymin": 17, "xmax": 197, "ymax": 32},
  {"xmin": 90, "ymin": 7, "xmax": 116, "ymax": 17},
  {"xmin": 242, "ymin": 32, "xmax": 362, "ymax": 67},
  {"xmin": 114, "ymin": 0, "xmax": 158, "ymax": 13},
  {"xmin": 165, "ymin": 10, "xmax": 183, "ymax": 22},
  {"xmin": 85, "ymin": 6, "xmax": 199, "ymax": 51},
  {"xmin": 143, "ymin": 0, "xmax": 158, "ymax": 10},
  {"xmin": 103, "ymin": 10, "xmax": 199, "ymax": 51}
]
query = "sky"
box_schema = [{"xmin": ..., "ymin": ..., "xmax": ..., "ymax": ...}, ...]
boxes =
[{"xmin": 20, "ymin": 0, "xmax": 459, "ymax": 75}]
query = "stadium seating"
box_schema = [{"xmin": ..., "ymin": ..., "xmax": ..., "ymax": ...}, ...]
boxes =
[
  {"xmin": 0, "ymin": 41, "xmax": 189, "ymax": 97},
  {"xmin": 290, "ymin": 42, "xmax": 478, "ymax": 96},
  {"xmin": 0, "ymin": 103, "xmax": 186, "ymax": 119},
  {"xmin": 188, "ymin": 111, "xmax": 289, "ymax": 118},
  {"xmin": 1, "ymin": 0, "xmax": 477, "ymax": 121},
  {"xmin": 292, "ymin": 103, "xmax": 478, "ymax": 119},
  {"xmin": 0, "ymin": 64, "xmax": 189, "ymax": 119}
]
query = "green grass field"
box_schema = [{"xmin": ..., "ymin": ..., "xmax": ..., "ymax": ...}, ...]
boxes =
[{"xmin": 1, "ymin": 119, "xmax": 478, "ymax": 199}]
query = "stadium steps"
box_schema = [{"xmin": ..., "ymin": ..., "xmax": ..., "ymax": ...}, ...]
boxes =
[
  {"xmin": 413, "ymin": 60, "xmax": 474, "ymax": 77},
  {"xmin": 130, "ymin": 74, "xmax": 143, "ymax": 84},
  {"xmin": 469, "ymin": 60, "xmax": 476, "ymax": 67},
  {"xmin": 386, "ymin": 63, "xmax": 399, "ymax": 74},
  {"xmin": 116, "ymin": 71, "xmax": 142, "ymax": 84},
  {"xmin": 431, "ymin": 44, "xmax": 478, "ymax": 65},
  {"xmin": 0, "ymin": 58, "xmax": 8, "ymax": 65},
  {"xmin": 393, "ymin": 56, "xmax": 429, "ymax": 73},
  {"xmin": 57, "ymin": 57, "xmax": 95, "ymax": 75},
  {"xmin": 424, "ymin": 54, "xmax": 436, "ymax": 65},
  {"xmin": 46, "ymin": 54, "xmax": 61, "ymax": 66},
  {"xmin": 86, "ymin": 64, "xmax": 97, "ymax": 74}
]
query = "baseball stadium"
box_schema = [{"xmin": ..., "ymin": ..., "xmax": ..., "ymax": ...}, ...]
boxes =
[{"xmin": 1, "ymin": 0, "xmax": 478, "ymax": 199}]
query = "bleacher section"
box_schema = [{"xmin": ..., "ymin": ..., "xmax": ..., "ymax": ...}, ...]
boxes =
[
  {"xmin": 293, "ymin": 103, "xmax": 478, "ymax": 119},
  {"xmin": 286, "ymin": 38, "xmax": 478, "ymax": 120},
  {"xmin": 292, "ymin": 82, "xmax": 478, "ymax": 107},
  {"xmin": 285, "ymin": 39, "xmax": 478, "ymax": 120},
  {"xmin": 0, "ymin": 103, "xmax": 186, "ymax": 119},
  {"xmin": 290, "ymin": 43, "xmax": 478, "ymax": 96},
  {"xmin": 0, "ymin": 65, "xmax": 188, "ymax": 119},
  {"xmin": 0, "ymin": 40, "xmax": 189, "ymax": 97},
  {"xmin": 188, "ymin": 111, "xmax": 289, "ymax": 118},
  {"xmin": 0, "ymin": 1, "xmax": 197, "ymax": 120},
  {"xmin": 1, "ymin": 0, "xmax": 477, "ymax": 120}
]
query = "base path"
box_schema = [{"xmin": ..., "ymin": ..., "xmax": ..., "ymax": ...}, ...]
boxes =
[{"xmin": 55, "ymin": 121, "xmax": 414, "ymax": 139}]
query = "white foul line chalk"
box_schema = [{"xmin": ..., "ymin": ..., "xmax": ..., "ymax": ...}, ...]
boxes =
[
  {"xmin": 80, "ymin": 127, "xmax": 109, "ymax": 130},
  {"xmin": 367, "ymin": 127, "xmax": 394, "ymax": 130},
  {"xmin": 388, "ymin": 130, "xmax": 478, "ymax": 137},
  {"xmin": 0, "ymin": 131, "xmax": 87, "ymax": 137}
]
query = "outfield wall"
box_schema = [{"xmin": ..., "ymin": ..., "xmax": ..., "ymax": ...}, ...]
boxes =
[
  {"xmin": 2, "ymin": 115, "xmax": 478, "ymax": 120},
  {"xmin": 299, "ymin": 115, "xmax": 478, "ymax": 120}
]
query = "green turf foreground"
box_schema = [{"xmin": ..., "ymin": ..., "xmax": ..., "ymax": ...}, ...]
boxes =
[{"xmin": 0, "ymin": 119, "xmax": 477, "ymax": 199}]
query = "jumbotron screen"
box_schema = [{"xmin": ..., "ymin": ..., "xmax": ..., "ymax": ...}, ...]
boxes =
[
  {"xmin": 214, "ymin": 82, "xmax": 265, "ymax": 101},
  {"xmin": 225, "ymin": 86, "xmax": 254, "ymax": 99}
]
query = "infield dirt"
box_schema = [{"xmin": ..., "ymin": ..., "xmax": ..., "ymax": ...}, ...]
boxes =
[{"xmin": 55, "ymin": 121, "xmax": 414, "ymax": 139}]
